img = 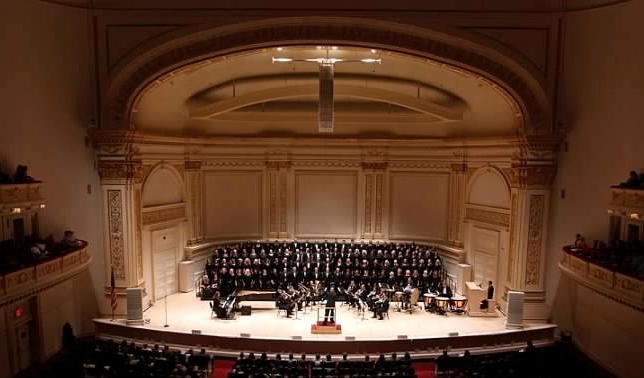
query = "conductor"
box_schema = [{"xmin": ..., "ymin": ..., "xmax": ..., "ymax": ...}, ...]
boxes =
[{"xmin": 322, "ymin": 284, "xmax": 337, "ymax": 325}]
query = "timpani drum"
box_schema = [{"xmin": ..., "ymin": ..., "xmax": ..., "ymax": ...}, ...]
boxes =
[
  {"xmin": 423, "ymin": 293, "xmax": 437, "ymax": 311},
  {"xmin": 436, "ymin": 297, "xmax": 450, "ymax": 314}
]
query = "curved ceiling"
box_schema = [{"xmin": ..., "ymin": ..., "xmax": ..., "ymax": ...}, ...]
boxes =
[{"xmin": 133, "ymin": 45, "xmax": 520, "ymax": 138}]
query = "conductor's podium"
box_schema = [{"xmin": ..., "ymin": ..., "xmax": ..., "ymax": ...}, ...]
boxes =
[{"xmin": 311, "ymin": 307, "xmax": 342, "ymax": 334}]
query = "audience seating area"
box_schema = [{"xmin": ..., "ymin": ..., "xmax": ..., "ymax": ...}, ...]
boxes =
[
  {"xmin": 0, "ymin": 236, "xmax": 86, "ymax": 275},
  {"xmin": 228, "ymin": 352, "xmax": 416, "ymax": 378},
  {"xmin": 436, "ymin": 339, "xmax": 612, "ymax": 378},
  {"xmin": 16, "ymin": 336, "xmax": 614, "ymax": 378},
  {"xmin": 78, "ymin": 339, "xmax": 211, "ymax": 378}
]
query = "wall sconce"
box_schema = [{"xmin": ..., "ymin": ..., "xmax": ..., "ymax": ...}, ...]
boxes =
[
  {"xmin": 630, "ymin": 213, "xmax": 641, "ymax": 220},
  {"xmin": 39, "ymin": 203, "xmax": 46, "ymax": 209},
  {"xmin": 11, "ymin": 208, "xmax": 21, "ymax": 214},
  {"xmin": 607, "ymin": 209, "xmax": 614, "ymax": 215}
]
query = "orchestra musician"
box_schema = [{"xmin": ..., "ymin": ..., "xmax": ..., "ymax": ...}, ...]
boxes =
[
  {"xmin": 372, "ymin": 291, "xmax": 388, "ymax": 320},
  {"xmin": 277, "ymin": 290, "xmax": 296, "ymax": 318},
  {"xmin": 402, "ymin": 278, "xmax": 414, "ymax": 309}
]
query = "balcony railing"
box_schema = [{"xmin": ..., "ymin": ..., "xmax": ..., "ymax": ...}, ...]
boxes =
[
  {"xmin": 0, "ymin": 242, "xmax": 90, "ymax": 306},
  {"xmin": 560, "ymin": 246, "xmax": 643, "ymax": 311}
]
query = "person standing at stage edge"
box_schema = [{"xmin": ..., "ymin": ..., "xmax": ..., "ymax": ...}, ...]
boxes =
[{"xmin": 323, "ymin": 284, "xmax": 337, "ymax": 325}]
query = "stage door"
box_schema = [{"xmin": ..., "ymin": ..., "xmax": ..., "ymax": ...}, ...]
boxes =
[{"xmin": 152, "ymin": 228, "xmax": 179, "ymax": 302}]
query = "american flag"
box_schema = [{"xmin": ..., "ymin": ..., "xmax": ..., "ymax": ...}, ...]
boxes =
[{"xmin": 110, "ymin": 268, "xmax": 117, "ymax": 313}]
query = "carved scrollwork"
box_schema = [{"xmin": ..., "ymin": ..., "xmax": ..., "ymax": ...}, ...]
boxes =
[
  {"xmin": 184, "ymin": 160, "xmax": 202, "ymax": 170},
  {"xmin": 388, "ymin": 162, "xmax": 451, "ymax": 169},
  {"xmin": 525, "ymin": 194, "xmax": 545, "ymax": 286},
  {"xmin": 465, "ymin": 207, "xmax": 510, "ymax": 227},
  {"xmin": 107, "ymin": 190, "xmax": 125, "ymax": 279},
  {"xmin": 141, "ymin": 205, "xmax": 186, "ymax": 225},
  {"xmin": 97, "ymin": 160, "xmax": 143, "ymax": 182},
  {"xmin": 505, "ymin": 165, "xmax": 556, "ymax": 189},
  {"xmin": 362, "ymin": 162, "xmax": 388, "ymax": 170}
]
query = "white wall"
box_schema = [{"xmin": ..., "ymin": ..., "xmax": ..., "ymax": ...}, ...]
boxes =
[
  {"xmin": 294, "ymin": 171, "xmax": 358, "ymax": 238},
  {"xmin": 203, "ymin": 171, "xmax": 263, "ymax": 238},
  {"xmin": 0, "ymin": 1, "xmax": 103, "ymax": 325},
  {"xmin": 547, "ymin": 1, "xmax": 644, "ymax": 376},
  {"xmin": 389, "ymin": 172, "xmax": 449, "ymax": 240}
]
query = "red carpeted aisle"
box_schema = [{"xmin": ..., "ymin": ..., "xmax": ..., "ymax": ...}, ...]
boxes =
[
  {"xmin": 210, "ymin": 358, "xmax": 235, "ymax": 378},
  {"xmin": 413, "ymin": 361, "xmax": 436, "ymax": 378}
]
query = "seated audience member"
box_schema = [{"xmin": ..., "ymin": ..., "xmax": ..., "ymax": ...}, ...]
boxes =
[
  {"xmin": 0, "ymin": 163, "xmax": 10, "ymax": 183},
  {"xmin": 30, "ymin": 238, "xmax": 49, "ymax": 259},
  {"xmin": 63, "ymin": 230, "xmax": 82, "ymax": 249},
  {"xmin": 480, "ymin": 280, "xmax": 494, "ymax": 310},
  {"xmin": 13, "ymin": 164, "xmax": 36, "ymax": 183}
]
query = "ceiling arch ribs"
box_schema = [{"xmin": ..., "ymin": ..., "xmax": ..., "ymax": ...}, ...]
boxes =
[
  {"xmin": 103, "ymin": 17, "xmax": 550, "ymax": 136},
  {"xmin": 189, "ymin": 84, "xmax": 464, "ymax": 121}
]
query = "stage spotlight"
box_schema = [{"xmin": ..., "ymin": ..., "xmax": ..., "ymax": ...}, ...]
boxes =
[
  {"xmin": 191, "ymin": 330, "xmax": 202, "ymax": 335},
  {"xmin": 397, "ymin": 335, "xmax": 408, "ymax": 339}
]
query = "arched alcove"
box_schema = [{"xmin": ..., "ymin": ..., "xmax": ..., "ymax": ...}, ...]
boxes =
[
  {"xmin": 142, "ymin": 165, "xmax": 184, "ymax": 207},
  {"xmin": 464, "ymin": 166, "xmax": 512, "ymax": 305},
  {"xmin": 140, "ymin": 164, "xmax": 187, "ymax": 304},
  {"xmin": 467, "ymin": 167, "xmax": 511, "ymax": 210}
]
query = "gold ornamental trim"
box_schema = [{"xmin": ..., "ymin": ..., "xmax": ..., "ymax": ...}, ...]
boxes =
[
  {"xmin": 465, "ymin": 207, "xmax": 510, "ymax": 227},
  {"xmin": 142, "ymin": 205, "xmax": 186, "ymax": 225}
]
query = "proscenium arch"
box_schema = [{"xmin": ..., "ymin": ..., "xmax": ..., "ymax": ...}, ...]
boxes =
[{"xmin": 103, "ymin": 17, "xmax": 551, "ymax": 135}]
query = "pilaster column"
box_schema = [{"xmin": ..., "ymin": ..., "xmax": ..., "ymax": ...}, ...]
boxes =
[
  {"xmin": 97, "ymin": 157, "xmax": 143, "ymax": 313},
  {"xmin": 266, "ymin": 160, "xmax": 291, "ymax": 239},
  {"xmin": 504, "ymin": 137, "xmax": 558, "ymax": 321},
  {"xmin": 93, "ymin": 130, "xmax": 144, "ymax": 314},
  {"xmin": 184, "ymin": 161, "xmax": 203, "ymax": 245},
  {"xmin": 361, "ymin": 162, "xmax": 387, "ymax": 240},
  {"xmin": 448, "ymin": 163, "xmax": 467, "ymax": 247}
]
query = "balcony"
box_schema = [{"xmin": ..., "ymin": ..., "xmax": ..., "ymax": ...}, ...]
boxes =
[
  {"xmin": 560, "ymin": 246, "xmax": 643, "ymax": 311},
  {"xmin": 0, "ymin": 242, "xmax": 91, "ymax": 306}
]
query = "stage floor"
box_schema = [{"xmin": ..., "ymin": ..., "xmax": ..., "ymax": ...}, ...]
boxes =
[{"xmin": 114, "ymin": 291, "xmax": 552, "ymax": 342}]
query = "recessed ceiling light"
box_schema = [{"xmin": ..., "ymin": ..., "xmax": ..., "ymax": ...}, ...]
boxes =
[
  {"xmin": 276, "ymin": 47, "xmax": 283, "ymax": 51},
  {"xmin": 371, "ymin": 49, "xmax": 377, "ymax": 53},
  {"xmin": 331, "ymin": 46, "xmax": 338, "ymax": 50}
]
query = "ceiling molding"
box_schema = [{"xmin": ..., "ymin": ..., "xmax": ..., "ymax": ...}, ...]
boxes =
[
  {"xmin": 189, "ymin": 84, "xmax": 463, "ymax": 120},
  {"xmin": 40, "ymin": 0, "xmax": 633, "ymax": 13}
]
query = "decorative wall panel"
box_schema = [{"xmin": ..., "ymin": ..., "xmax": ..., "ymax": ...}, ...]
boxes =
[
  {"xmin": 295, "ymin": 172, "xmax": 357, "ymax": 237},
  {"xmin": 203, "ymin": 171, "xmax": 263, "ymax": 238},
  {"xmin": 364, "ymin": 174, "xmax": 373, "ymax": 234},
  {"xmin": 107, "ymin": 190, "xmax": 125, "ymax": 279},
  {"xmin": 375, "ymin": 173, "xmax": 384, "ymax": 234},
  {"xmin": 525, "ymin": 194, "xmax": 545, "ymax": 285},
  {"xmin": 389, "ymin": 172, "xmax": 449, "ymax": 240}
]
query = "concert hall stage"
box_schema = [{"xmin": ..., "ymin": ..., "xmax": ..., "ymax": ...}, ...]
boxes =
[{"xmin": 94, "ymin": 292, "xmax": 557, "ymax": 356}]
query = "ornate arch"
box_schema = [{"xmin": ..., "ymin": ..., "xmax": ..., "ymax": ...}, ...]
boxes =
[
  {"xmin": 141, "ymin": 162, "xmax": 186, "ymax": 207},
  {"xmin": 102, "ymin": 17, "xmax": 550, "ymax": 136},
  {"xmin": 466, "ymin": 165, "xmax": 511, "ymax": 209}
]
